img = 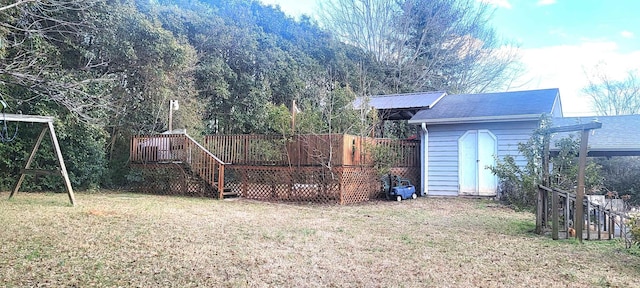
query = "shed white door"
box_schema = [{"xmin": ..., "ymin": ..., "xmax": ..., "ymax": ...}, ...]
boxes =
[{"xmin": 458, "ymin": 130, "xmax": 497, "ymax": 196}]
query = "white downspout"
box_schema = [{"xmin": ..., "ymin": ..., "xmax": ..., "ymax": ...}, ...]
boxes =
[{"xmin": 421, "ymin": 123, "xmax": 428, "ymax": 196}]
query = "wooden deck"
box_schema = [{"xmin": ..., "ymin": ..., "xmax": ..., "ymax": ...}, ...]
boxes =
[{"xmin": 131, "ymin": 133, "xmax": 420, "ymax": 204}]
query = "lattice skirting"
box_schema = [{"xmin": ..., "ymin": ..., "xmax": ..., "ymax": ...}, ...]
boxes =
[
  {"xmin": 225, "ymin": 165, "xmax": 420, "ymax": 205},
  {"xmin": 389, "ymin": 167, "xmax": 421, "ymax": 192},
  {"xmin": 130, "ymin": 163, "xmax": 216, "ymax": 198},
  {"xmin": 131, "ymin": 164, "xmax": 420, "ymax": 205},
  {"xmin": 225, "ymin": 166, "xmax": 341, "ymax": 204},
  {"xmin": 337, "ymin": 167, "xmax": 380, "ymax": 204}
]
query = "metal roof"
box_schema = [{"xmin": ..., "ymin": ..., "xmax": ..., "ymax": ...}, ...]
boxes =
[
  {"xmin": 353, "ymin": 91, "xmax": 447, "ymax": 110},
  {"xmin": 551, "ymin": 115, "xmax": 640, "ymax": 156},
  {"xmin": 408, "ymin": 88, "xmax": 560, "ymax": 124}
]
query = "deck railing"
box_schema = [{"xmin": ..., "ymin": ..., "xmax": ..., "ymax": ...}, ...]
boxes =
[
  {"xmin": 537, "ymin": 185, "xmax": 633, "ymax": 245},
  {"xmin": 203, "ymin": 134, "xmax": 419, "ymax": 167},
  {"xmin": 131, "ymin": 134, "xmax": 226, "ymax": 198}
]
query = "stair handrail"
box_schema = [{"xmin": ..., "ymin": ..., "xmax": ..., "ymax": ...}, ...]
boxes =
[
  {"xmin": 130, "ymin": 134, "xmax": 228, "ymax": 199},
  {"xmin": 184, "ymin": 134, "xmax": 227, "ymax": 165},
  {"xmin": 182, "ymin": 134, "xmax": 228, "ymax": 199}
]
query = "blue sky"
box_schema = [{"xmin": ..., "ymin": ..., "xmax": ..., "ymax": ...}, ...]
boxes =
[{"xmin": 260, "ymin": 0, "xmax": 640, "ymax": 116}]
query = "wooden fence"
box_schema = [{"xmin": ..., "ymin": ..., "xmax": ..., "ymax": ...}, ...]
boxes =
[
  {"xmin": 537, "ymin": 185, "xmax": 633, "ymax": 244},
  {"xmin": 203, "ymin": 134, "xmax": 419, "ymax": 167}
]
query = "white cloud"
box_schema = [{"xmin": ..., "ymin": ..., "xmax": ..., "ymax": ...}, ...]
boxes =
[
  {"xmin": 478, "ymin": 0, "xmax": 512, "ymax": 9},
  {"xmin": 549, "ymin": 28, "xmax": 568, "ymax": 38},
  {"xmin": 621, "ymin": 30, "xmax": 635, "ymax": 39},
  {"xmin": 510, "ymin": 41, "xmax": 640, "ymax": 116},
  {"xmin": 537, "ymin": 0, "xmax": 557, "ymax": 5}
]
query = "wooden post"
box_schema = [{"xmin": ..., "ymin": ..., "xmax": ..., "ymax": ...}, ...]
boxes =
[
  {"xmin": 541, "ymin": 134, "xmax": 550, "ymax": 234},
  {"xmin": 610, "ymin": 215, "xmax": 614, "ymax": 240},
  {"xmin": 586, "ymin": 199, "xmax": 591, "ymax": 240},
  {"xmin": 47, "ymin": 122, "xmax": 76, "ymax": 206},
  {"xmin": 542, "ymin": 133, "xmax": 550, "ymax": 187},
  {"xmin": 218, "ymin": 165, "xmax": 225, "ymax": 200},
  {"xmin": 597, "ymin": 207, "xmax": 602, "ymax": 240},
  {"xmin": 552, "ymin": 188, "xmax": 559, "ymax": 240},
  {"xmin": 536, "ymin": 186, "xmax": 544, "ymax": 234},
  {"xmin": 564, "ymin": 195, "xmax": 570, "ymax": 239},
  {"xmin": 291, "ymin": 99, "xmax": 297, "ymax": 132},
  {"xmin": 168, "ymin": 100, "xmax": 178, "ymax": 132},
  {"xmin": 575, "ymin": 129, "xmax": 589, "ymax": 242},
  {"xmin": 168, "ymin": 103, "xmax": 173, "ymax": 132},
  {"xmin": 536, "ymin": 185, "xmax": 554, "ymax": 234}
]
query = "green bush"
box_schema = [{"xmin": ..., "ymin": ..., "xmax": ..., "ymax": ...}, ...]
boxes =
[
  {"xmin": 0, "ymin": 113, "xmax": 107, "ymax": 191},
  {"xmin": 629, "ymin": 216, "xmax": 640, "ymax": 248}
]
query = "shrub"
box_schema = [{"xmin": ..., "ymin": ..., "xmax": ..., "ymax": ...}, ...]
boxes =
[
  {"xmin": 488, "ymin": 116, "xmax": 603, "ymax": 210},
  {"xmin": 628, "ymin": 216, "xmax": 640, "ymax": 248}
]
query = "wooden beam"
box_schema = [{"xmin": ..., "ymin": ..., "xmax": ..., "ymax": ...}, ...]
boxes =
[
  {"xmin": 20, "ymin": 169, "xmax": 62, "ymax": 176},
  {"xmin": 548, "ymin": 122, "xmax": 602, "ymax": 133},
  {"xmin": 1, "ymin": 113, "xmax": 54, "ymax": 123}
]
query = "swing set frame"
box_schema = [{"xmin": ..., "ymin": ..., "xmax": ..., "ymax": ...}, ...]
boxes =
[{"xmin": 3, "ymin": 114, "xmax": 75, "ymax": 206}]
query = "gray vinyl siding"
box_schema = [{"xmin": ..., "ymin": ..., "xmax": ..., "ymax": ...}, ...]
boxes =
[{"xmin": 426, "ymin": 121, "xmax": 539, "ymax": 196}]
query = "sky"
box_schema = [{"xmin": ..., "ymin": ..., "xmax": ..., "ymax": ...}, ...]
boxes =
[{"xmin": 259, "ymin": 0, "xmax": 640, "ymax": 116}]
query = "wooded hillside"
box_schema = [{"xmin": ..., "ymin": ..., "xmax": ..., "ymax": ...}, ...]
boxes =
[{"xmin": 0, "ymin": 0, "xmax": 518, "ymax": 189}]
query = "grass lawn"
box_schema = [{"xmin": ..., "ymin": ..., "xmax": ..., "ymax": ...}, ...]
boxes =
[{"xmin": 1, "ymin": 191, "xmax": 638, "ymax": 287}]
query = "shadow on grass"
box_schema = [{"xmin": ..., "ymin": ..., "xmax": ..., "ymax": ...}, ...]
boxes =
[{"xmin": 504, "ymin": 219, "xmax": 537, "ymax": 236}]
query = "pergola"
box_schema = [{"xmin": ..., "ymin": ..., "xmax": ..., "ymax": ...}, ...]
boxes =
[{"xmin": 3, "ymin": 114, "xmax": 75, "ymax": 206}]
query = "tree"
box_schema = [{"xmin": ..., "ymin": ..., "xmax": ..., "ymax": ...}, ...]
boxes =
[
  {"xmin": 320, "ymin": 0, "xmax": 521, "ymax": 94},
  {"xmin": 583, "ymin": 68, "xmax": 640, "ymax": 116},
  {"xmin": 0, "ymin": 0, "xmax": 116, "ymax": 123}
]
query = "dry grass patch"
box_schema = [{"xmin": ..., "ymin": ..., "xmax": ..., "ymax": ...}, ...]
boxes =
[{"xmin": 0, "ymin": 191, "xmax": 638, "ymax": 287}]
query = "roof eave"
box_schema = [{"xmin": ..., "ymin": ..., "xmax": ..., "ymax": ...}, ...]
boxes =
[{"xmin": 408, "ymin": 114, "xmax": 543, "ymax": 125}]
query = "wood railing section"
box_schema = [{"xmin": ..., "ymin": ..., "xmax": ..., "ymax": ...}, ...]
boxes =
[
  {"xmin": 537, "ymin": 185, "xmax": 633, "ymax": 245},
  {"xmin": 131, "ymin": 134, "xmax": 227, "ymax": 198},
  {"xmin": 203, "ymin": 134, "xmax": 419, "ymax": 167}
]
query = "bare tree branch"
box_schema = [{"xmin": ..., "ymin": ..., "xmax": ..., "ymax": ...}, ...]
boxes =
[
  {"xmin": 0, "ymin": 0, "xmax": 35, "ymax": 12},
  {"xmin": 583, "ymin": 66, "xmax": 640, "ymax": 116}
]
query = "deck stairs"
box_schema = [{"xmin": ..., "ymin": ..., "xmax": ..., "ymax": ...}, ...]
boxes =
[{"xmin": 130, "ymin": 134, "xmax": 234, "ymax": 198}]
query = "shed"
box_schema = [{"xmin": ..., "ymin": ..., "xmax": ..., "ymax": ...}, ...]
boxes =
[{"xmin": 407, "ymin": 88, "xmax": 563, "ymax": 196}]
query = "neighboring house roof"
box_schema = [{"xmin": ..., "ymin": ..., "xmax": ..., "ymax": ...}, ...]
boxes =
[
  {"xmin": 551, "ymin": 115, "xmax": 640, "ymax": 156},
  {"xmin": 353, "ymin": 91, "xmax": 447, "ymax": 120},
  {"xmin": 408, "ymin": 88, "xmax": 561, "ymax": 124}
]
